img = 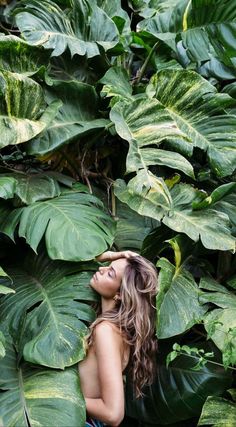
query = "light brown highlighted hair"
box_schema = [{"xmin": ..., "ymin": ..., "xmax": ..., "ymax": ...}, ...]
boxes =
[{"xmin": 87, "ymin": 255, "xmax": 158, "ymax": 397}]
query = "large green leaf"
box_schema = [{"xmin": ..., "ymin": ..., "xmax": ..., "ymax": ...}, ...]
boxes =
[
  {"xmin": 156, "ymin": 258, "xmax": 207, "ymax": 338},
  {"xmin": 0, "ymin": 34, "xmax": 50, "ymax": 77},
  {"xmin": 147, "ymin": 69, "xmax": 236, "ymax": 177},
  {"xmin": 15, "ymin": 0, "xmax": 119, "ymax": 58},
  {"xmin": 198, "ymin": 394, "xmax": 236, "ymax": 426},
  {"xmin": 114, "ymin": 172, "xmax": 236, "ymax": 251},
  {"xmin": 125, "ymin": 343, "xmax": 232, "ymax": 425},
  {"xmin": 0, "ymin": 70, "xmax": 60, "ymax": 149},
  {"xmin": 0, "ymin": 172, "xmax": 61, "ymax": 204},
  {"xmin": 110, "ymin": 95, "xmax": 194, "ymax": 177},
  {"xmin": 138, "ymin": 0, "xmax": 236, "ymax": 63},
  {"xmin": 0, "ymin": 186, "xmax": 115, "ymax": 261},
  {"xmin": 27, "ymin": 80, "xmax": 109, "ymax": 155},
  {"xmin": 0, "ymin": 335, "xmax": 85, "ymax": 427},
  {"xmin": 1, "ymin": 251, "xmax": 97, "ymax": 368}
]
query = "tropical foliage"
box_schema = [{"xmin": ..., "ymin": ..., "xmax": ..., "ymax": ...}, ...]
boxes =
[{"xmin": 0, "ymin": 0, "xmax": 236, "ymax": 425}]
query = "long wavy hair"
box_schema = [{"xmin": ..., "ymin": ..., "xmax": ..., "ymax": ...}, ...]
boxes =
[{"xmin": 87, "ymin": 255, "xmax": 158, "ymax": 397}]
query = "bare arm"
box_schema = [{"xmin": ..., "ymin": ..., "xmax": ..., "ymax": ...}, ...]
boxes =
[
  {"xmin": 96, "ymin": 250, "xmax": 139, "ymax": 262},
  {"xmin": 85, "ymin": 322, "xmax": 125, "ymax": 426}
]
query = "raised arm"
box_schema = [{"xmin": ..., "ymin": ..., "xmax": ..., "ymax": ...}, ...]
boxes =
[{"xmin": 96, "ymin": 250, "xmax": 139, "ymax": 262}]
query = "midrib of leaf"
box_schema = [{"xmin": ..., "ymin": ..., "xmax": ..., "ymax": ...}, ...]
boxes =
[
  {"xmin": 167, "ymin": 108, "xmax": 208, "ymax": 150},
  {"xmin": 30, "ymin": 274, "xmax": 60, "ymax": 335},
  {"xmin": 18, "ymin": 367, "xmax": 31, "ymax": 427},
  {"xmin": 45, "ymin": 200, "xmax": 81, "ymax": 237}
]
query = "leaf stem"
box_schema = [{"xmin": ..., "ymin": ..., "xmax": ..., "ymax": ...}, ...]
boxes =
[
  {"xmin": 135, "ymin": 41, "xmax": 159, "ymax": 84},
  {"xmin": 178, "ymin": 351, "xmax": 236, "ymax": 372}
]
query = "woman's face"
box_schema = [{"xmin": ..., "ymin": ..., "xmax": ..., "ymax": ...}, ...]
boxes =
[{"xmin": 90, "ymin": 258, "xmax": 128, "ymax": 299}]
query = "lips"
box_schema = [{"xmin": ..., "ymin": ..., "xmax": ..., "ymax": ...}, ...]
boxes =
[{"xmin": 93, "ymin": 273, "xmax": 98, "ymax": 281}]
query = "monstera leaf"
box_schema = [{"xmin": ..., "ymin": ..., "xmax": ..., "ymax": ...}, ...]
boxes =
[
  {"xmin": 0, "ymin": 251, "xmax": 97, "ymax": 368},
  {"xmin": 0, "ymin": 335, "xmax": 86, "ymax": 427},
  {"xmin": 125, "ymin": 343, "xmax": 232, "ymax": 425},
  {"xmin": 15, "ymin": 0, "xmax": 119, "ymax": 58},
  {"xmin": 114, "ymin": 171, "xmax": 236, "ymax": 252},
  {"xmin": 0, "ymin": 186, "xmax": 115, "ymax": 261},
  {"xmin": 0, "ymin": 70, "xmax": 60, "ymax": 149},
  {"xmin": 156, "ymin": 258, "xmax": 208, "ymax": 338},
  {"xmin": 27, "ymin": 80, "xmax": 109, "ymax": 155}
]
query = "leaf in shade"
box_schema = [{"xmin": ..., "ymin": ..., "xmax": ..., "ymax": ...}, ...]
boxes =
[{"xmin": 27, "ymin": 80, "xmax": 109, "ymax": 155}]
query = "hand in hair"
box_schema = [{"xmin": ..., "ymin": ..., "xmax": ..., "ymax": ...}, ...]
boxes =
[{"xmin": 96, "ymin": 250, "xmax": 139, "ymax": 262}]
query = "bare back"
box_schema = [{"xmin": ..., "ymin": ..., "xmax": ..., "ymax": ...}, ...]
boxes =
[{"xmin": 79, "ymin": 321, "xmax": 130, "ymax": 399}]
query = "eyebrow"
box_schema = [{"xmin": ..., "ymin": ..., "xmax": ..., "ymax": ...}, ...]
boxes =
[{"xmin": 110, "ymin": 266, "xmax": 117, "ymax": 278}]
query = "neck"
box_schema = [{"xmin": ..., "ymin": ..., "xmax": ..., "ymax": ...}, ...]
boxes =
[{"xmin": 101, "ymin": 297, "xmax": 116, "ymax": 313}]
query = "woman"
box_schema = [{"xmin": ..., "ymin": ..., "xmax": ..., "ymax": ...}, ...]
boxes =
[{"xmin": 79, "ymin": 250, "xmax": 158, "ymax": 427}]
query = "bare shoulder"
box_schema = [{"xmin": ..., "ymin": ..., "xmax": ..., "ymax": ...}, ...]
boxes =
[{"xmin": 94, "ymin": 321, "xmax": 123, "ymax": 344}]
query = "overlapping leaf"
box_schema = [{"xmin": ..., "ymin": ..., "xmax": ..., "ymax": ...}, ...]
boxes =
[
  {"xmin": 125, "ymin": 343, "xmax": 232, "ymax": 425},
  {"xmin": 0, "ymin": 34, "xmax": 50, "ymax": 77},
  {"xmin": 15, "ymin": 0, "xmax": 119, "ymax": 58},
  {"xmin": 0, "ymin": 70, "xmax": 60, "ymax": 149},
  {"xmin": 27, "ymin": 80, "xmax": 109, "ymax": 155},
  {"xmin": 110, "ymin": 95, "xmax": 194, "ymax": 177},
  {"xmin": 200, "ymin": 277, "xmax": 236, "ymax": 365},
  {"xmin": 0, "ymin": 335, "xmax": 86, "ymax": 427},
  {"xmin": 0, "ymin": 187, "xmax": 115, "ymax": 261},
  {"xmin": 156, "ymin": 258, "xmax": 207, "ymax": 338},
  {"xmin": 147, "ymin": 69, "xmax": 236, "ymax": 177},
  {"xmin": 115, "ymin": 171, "xmax": 236, "ymax": 251},
  {"xmin": 138, "ymin": 0, "xmax": 236, "ymax": 64},
  {"xmin": 0, "ymin": 252, "xmax": 97, "ymax": 368},
  {"xmin": 198, "ymin": 393, "xmax": 236, "ymax": 426}
]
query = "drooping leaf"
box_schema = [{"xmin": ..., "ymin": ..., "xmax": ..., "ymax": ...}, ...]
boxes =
[
  {"xmin": 114, "ymin": 169, "xmax": 173, "ymax": 222},
  {"xmin": 15, "ymin": 0, "xmax": 119, "ymax": 58},
  {"xmin": 0, "ymin": 70, "xmax": 61, "ymax": 149},
  {"xmin": 147, "ymin": 69, "xmax": 236, "ymax": 177},
  {"xmin": 0, "ymin": 187, "xmax": 115, "ymax": 261},
  {"xmin": 0, "ymin": 335, "xmax": 86, "ymax": 427},
  {"xmin": 156, "ymin": 258, "xmax": 207, "ymax": 338},
  {"xmin": 0, "ymin": 331, "xmax": 5, "ymax": 359},
  {"xmin": 27, "ymin": 80, "xmax": 109, "ymax": 155},
  {"xmin": 110, "ymin": 96, "xmax": 194, "ymax": 177},
  {"xmin": 115, "ymin": 174, "xmax": 236, "ymax": 251},
  {"xmin": 0, "ymin": 172, "xmax": 61, "ymax": 205},
  {"xmin": 0, "ymin": 34, "xmax": 50, "ymax": 77},
  {"xmin": 138, "ymin": 0, "xmax": 236, "ymax": 65},
  {"xmin": 198, "ymin": 395, "xmax": 236, "ymax": 426},
  {"xmin": 1, "ymin": 251, "xmax": 97, "ymax": 368},
  {"xmin": 125, "ymin": 342, "xmax": 232, "ymax": 425}
]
